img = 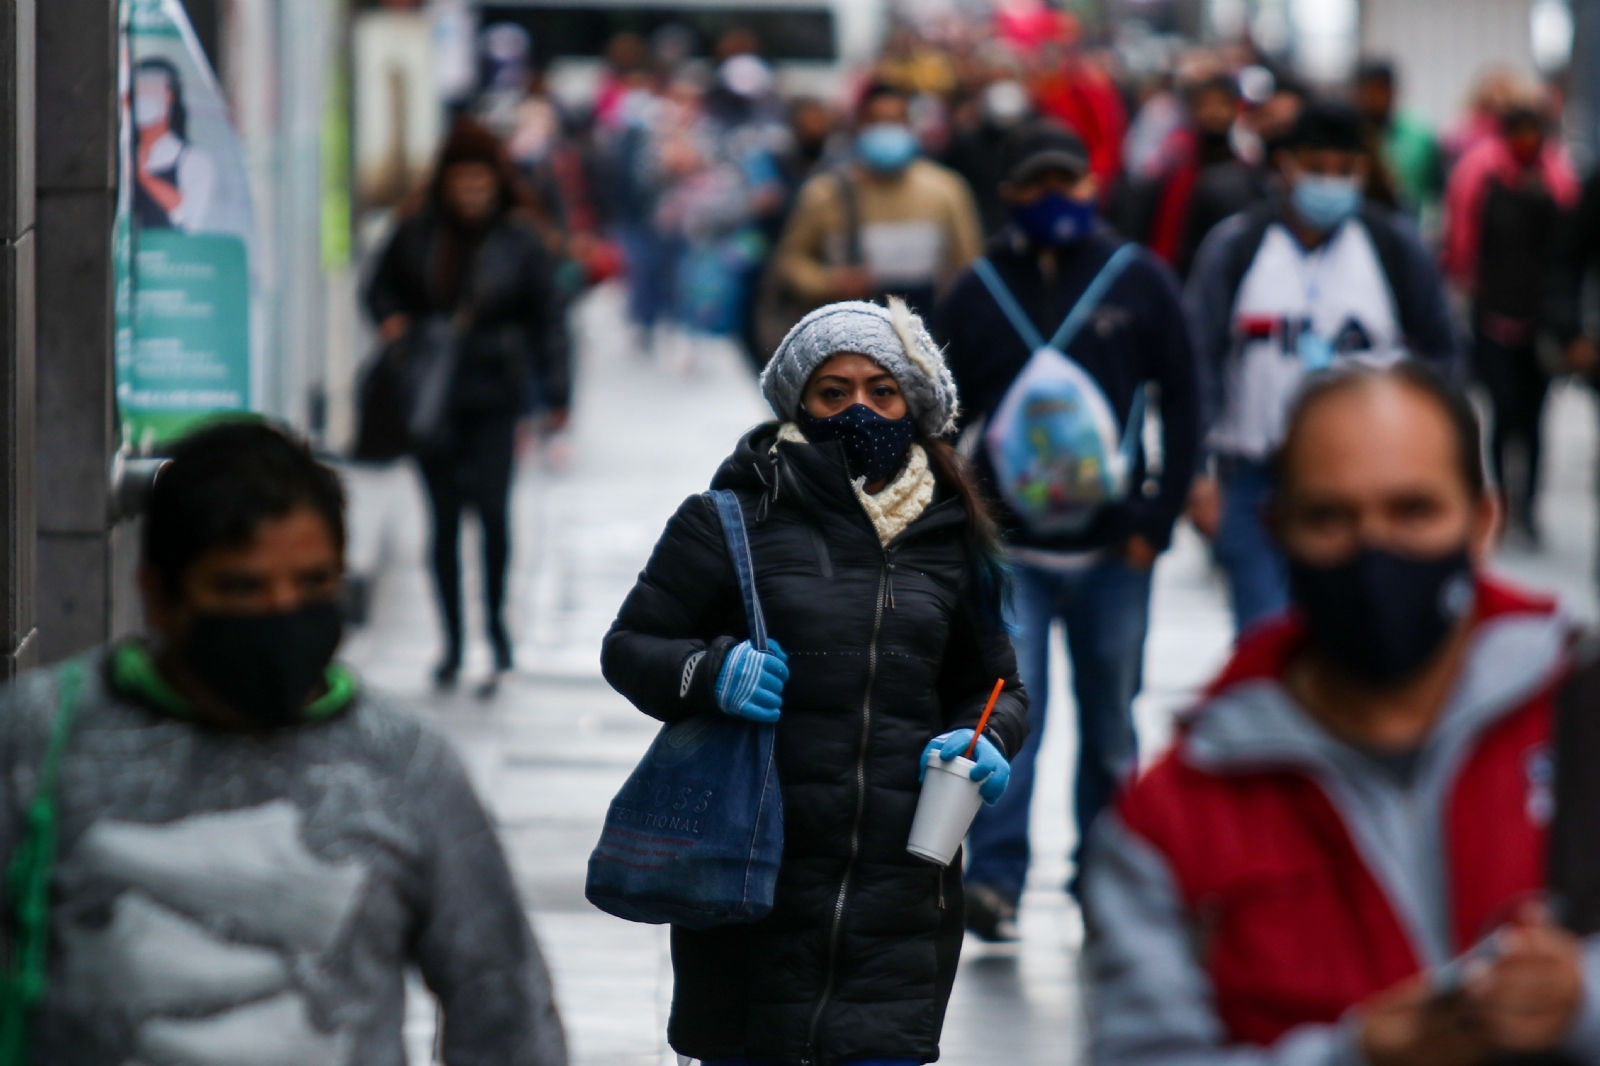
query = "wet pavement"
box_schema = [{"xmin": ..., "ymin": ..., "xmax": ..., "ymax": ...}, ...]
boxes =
[{"xmin": 341, "ymin": 283, "xmax": 1600, "ymax": 1066}]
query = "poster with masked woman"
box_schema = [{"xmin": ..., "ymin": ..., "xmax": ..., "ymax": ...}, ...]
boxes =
[{"xmin": 115, "ymin": 0, "xmax": 257, "ymax": 449}]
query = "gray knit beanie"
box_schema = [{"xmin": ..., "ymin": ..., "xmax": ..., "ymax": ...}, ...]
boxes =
[{"xmin": 759, "ymin": 299, "xmax": 960, "ymax": 437}]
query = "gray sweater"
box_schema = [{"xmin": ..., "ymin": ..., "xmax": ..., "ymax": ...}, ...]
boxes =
[{"xmin": 0, "ymin": 650, "xmax": 566, "ymax": 1066}]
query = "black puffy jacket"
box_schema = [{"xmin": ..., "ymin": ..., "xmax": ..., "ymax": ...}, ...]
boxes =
[
  {"xmin": 364, "ymin": 205, "xmax": 570, "ymax": 415},
  {"xmin": 601, "ymin": 425, "xmax": 1028, "ymax": 1066}
]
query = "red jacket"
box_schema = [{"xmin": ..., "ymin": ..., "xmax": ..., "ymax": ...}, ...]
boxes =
[
  {"xmin": 1087, "ymin": 577, "xmax": 1572, "ymax": 1060},
  {"xmin": 1030, "ymin": 61, "xmax": 1126, "ymax": 188}
]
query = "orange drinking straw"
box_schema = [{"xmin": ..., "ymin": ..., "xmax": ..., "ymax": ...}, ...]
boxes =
[{"xmin": 965, "ymin": 679, "xmax": 1006, "ymax": 759}]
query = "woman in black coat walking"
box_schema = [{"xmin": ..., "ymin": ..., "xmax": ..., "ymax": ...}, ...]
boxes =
[
  {"xmin": 601, "ymin": 298, "xmax": 1028, "ymax": 1066},
  {"xmin": 366, "ymin": 118, "xmax": 570, "ymax": 692}
]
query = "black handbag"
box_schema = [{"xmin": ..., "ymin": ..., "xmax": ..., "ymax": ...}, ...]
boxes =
[
  {"xmin": 352, "ymin": 313, "xmax": 465, "ymax": 461},
  {"xmin": 585, "ymin": 490, "xmax": 785, "ymax": 929}
]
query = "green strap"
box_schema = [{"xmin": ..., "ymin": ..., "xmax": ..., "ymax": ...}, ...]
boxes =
[
  {"xmin": 109, "ymin": 642, "xmax": 187, "ymax": 716},
  {"xmin": 0, "ymin": 663, "xmax": 83, "ymax": 1066},
  {"xmin": 306, "ymin": 665, "xmax": 359, "ymax": 721}
]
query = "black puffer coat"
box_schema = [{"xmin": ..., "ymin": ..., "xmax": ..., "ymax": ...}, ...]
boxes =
[
  {"xmin": 364, "ymin": 205, "xmax": 570, "ymax": 415},
  {"xmin": 601, "ymin": 425, "xmax": 1028, "ymax": 1066}
]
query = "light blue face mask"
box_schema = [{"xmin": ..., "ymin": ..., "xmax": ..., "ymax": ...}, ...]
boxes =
[
  {"xmin": 857, "ymin": 123, "xmax": 919, "ymax": 174},
  {"xmin": 1292, "ymin": 174, "xmax": 1362, "ymax": 231}
]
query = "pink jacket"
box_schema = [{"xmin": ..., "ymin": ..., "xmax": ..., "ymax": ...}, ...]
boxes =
[{"xmin": 1441, "ymin": 135, "xmax": 1579, "ymax": 292}]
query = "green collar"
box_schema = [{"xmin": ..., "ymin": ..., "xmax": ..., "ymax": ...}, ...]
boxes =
[{"xmin": 110, "ymin": 641, "xmax": 359, "ymax": 723}]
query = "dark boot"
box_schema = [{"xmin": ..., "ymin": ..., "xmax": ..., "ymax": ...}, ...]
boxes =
[
  {"xmin": 963, "ymin": 882, "xmax": 1019, "ymax": 942},
  {"xmin": 488, "ymin": 616, "xmax": 514, "ymax": 673},
  {"xmin": 434, "ymin": 640, "xmax": 462, "ymax": 689}
]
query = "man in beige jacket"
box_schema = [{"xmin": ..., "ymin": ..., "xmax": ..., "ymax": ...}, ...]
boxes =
[{"xmin": 771, "ymin": 83, "xmax": 983, "ymax": 319}]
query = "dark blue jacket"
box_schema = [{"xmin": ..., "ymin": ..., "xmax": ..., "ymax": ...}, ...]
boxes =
[{"xmin": 932, "ymin": 226, "xmax": 1202, "ymax": 554}]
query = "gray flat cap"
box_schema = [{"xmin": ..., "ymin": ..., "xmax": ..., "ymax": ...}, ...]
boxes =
[{"xmin": 759, "ymin": 299, "xmax": 959, "ymax": 437}]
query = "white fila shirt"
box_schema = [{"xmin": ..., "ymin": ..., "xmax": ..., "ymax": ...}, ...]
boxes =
[{"xmin": 1209, "ymin": 220, "xmax": 1405, "ymax": 460}]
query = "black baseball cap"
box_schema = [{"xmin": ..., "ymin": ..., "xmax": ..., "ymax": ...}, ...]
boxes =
[
  {"xmin": 1288, "ymin": 98, "xmax": 1365, "ymax": 152},
  {"xmin": 1001, "ymin": 120, "xmax": 1090, "ymax": 185}
]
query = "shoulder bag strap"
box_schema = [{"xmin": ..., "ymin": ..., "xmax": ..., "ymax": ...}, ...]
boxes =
[
  {"xmin": 1046, "ymin": 243, "xmax": 1141, "ymax": 353},
  {"xmin": 972, "ymin": 258, "xmax": 1046, "ymax": 352},
  {"xmin": 835, "ymin": 171, "xmax": 863, "ymax": 267},
  {"xmin": 709, "ymin": 490, "xmax": 768, "ymax": 652},
  {"xmin": 0, "ymin": 663, "xmax": 84, "ymax": 1064}
]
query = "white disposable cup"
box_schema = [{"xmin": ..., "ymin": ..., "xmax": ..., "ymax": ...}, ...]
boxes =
[{"xmin": 907, "ymin": 753, "xmax": 985, "ymax": 866}]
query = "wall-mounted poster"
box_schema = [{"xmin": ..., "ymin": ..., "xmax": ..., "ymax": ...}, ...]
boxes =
[{"xmin": 116, "ymin": 0, "xmax": 257, "ymax": 448}]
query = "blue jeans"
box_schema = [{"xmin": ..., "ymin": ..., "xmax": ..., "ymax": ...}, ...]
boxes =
[
  {"xmin": 1213, "ymin": 457, "xmax": 1288, "ymax": 635},
  {"xmin": 964, "ymin": 555, "xmax": 1153, "ymax": 903},
  {"xmin": 616, "ymin": 223, "xmax": 681, "ymax": 329}
]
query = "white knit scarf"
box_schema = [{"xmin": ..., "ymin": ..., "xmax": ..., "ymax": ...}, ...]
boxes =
[{"xmin": 776, "ymin": 422, "xmax": 935, "ymax": 546}]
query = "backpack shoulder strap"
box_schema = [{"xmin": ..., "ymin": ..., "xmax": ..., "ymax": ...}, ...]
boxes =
[
  {"xmin": 1047, "ymin": 242, "xmax": 1142, "ymax": 353},
  {"xmin": 1218, "ymin": 202, "xmax": 1279, "ymax": 319},
  {"xmin": 1118, "ymin": 383, "xmax": 1149, "ymax": 466},
  {"xmin": 707, "ymin": 490, "xmax": 767, "ymax": 651},
  {"xmin": 1356, "ymin": 206, "xmax": 1417, "ymax": 340},
  {"xmin": 972, "ymin": 257, "xmax": 1046, "ymax": 352}
]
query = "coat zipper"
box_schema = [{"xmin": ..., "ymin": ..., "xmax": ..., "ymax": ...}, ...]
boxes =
[{"xmin": 803, "ymin": 565, "xmax": 887, "ymax": 1065}]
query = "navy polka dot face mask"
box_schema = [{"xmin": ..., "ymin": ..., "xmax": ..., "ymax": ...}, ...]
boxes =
[{"xmin": 798, "ymin": 403, "xmax": 916, "ymax": 485}]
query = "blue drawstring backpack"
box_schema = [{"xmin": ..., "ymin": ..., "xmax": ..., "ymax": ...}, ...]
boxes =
[
  {"xmin": 586, "ymin": 490, "xmax": 784, "ymax": 929},
  {"xmin": 975, "ymin": 245, "xmax": 1149, "ymax": 536}
]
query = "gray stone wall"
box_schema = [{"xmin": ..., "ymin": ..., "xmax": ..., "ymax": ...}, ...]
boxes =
[
  {"xmin": 35, "ymin": 0, "xmax": 118, "ymax": 664},
  {"xmin": 0, "ymin": 0, "xmax": 36, "ymax": 678}
]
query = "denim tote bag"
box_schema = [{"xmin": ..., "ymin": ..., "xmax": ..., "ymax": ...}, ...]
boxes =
[{"xmin": 586, "ymin": 490, "xmax": 784, "ymax": 929}]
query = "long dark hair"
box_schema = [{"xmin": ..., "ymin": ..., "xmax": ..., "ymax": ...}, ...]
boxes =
[
  {"xmin": 920, "ymin": 435, "xmax": 1010, "ymax": 628},
  {"xmin": 421, "ymin": 117, "xmax": 536, "ymax": 222},
  {"xmin": 401, "ymin": 117, "xmax": 556, "ymax": 307}
]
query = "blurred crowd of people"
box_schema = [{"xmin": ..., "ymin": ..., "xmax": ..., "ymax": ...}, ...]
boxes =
[
  {"xmin": 360, "ymin": 1, "xmax": 1600, "ymax": 918},
  {"xmin": 437, "ymin": 10, "xmax": 1598, "ymax": 561},
  {"xmin": 19, "ymin": 9, "xmax": 1600, "ymax": 1066}
]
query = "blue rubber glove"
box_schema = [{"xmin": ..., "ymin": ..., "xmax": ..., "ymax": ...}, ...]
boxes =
[
  {"xmin": 920, "ymin": 729, "xmax": 1010, "ymax": 804},
  {"xmin": 714, "ymin": 639, "xmax": 788, "ymax": 723}
]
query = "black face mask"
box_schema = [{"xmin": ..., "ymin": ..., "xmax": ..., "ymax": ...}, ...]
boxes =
[
  {"xmin": 183, "ymin": 601, "xmax": 344, "ymax": 726},
  {"xmin": 1288, "ymin": 545, "xmax": 1476, "ymax": 685},
  {"xmin": 1198, "ymin": 128, "xmax": 1234, "ymax": 160},
  {"xmin": 798, "ymin": 404, "xmax": 917, "ymax": 485}
]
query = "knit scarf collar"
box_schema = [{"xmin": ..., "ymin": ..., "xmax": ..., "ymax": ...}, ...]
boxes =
[{"xmin": 776, "ymin": 422, "xmax": 935, "ymax": 546}]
